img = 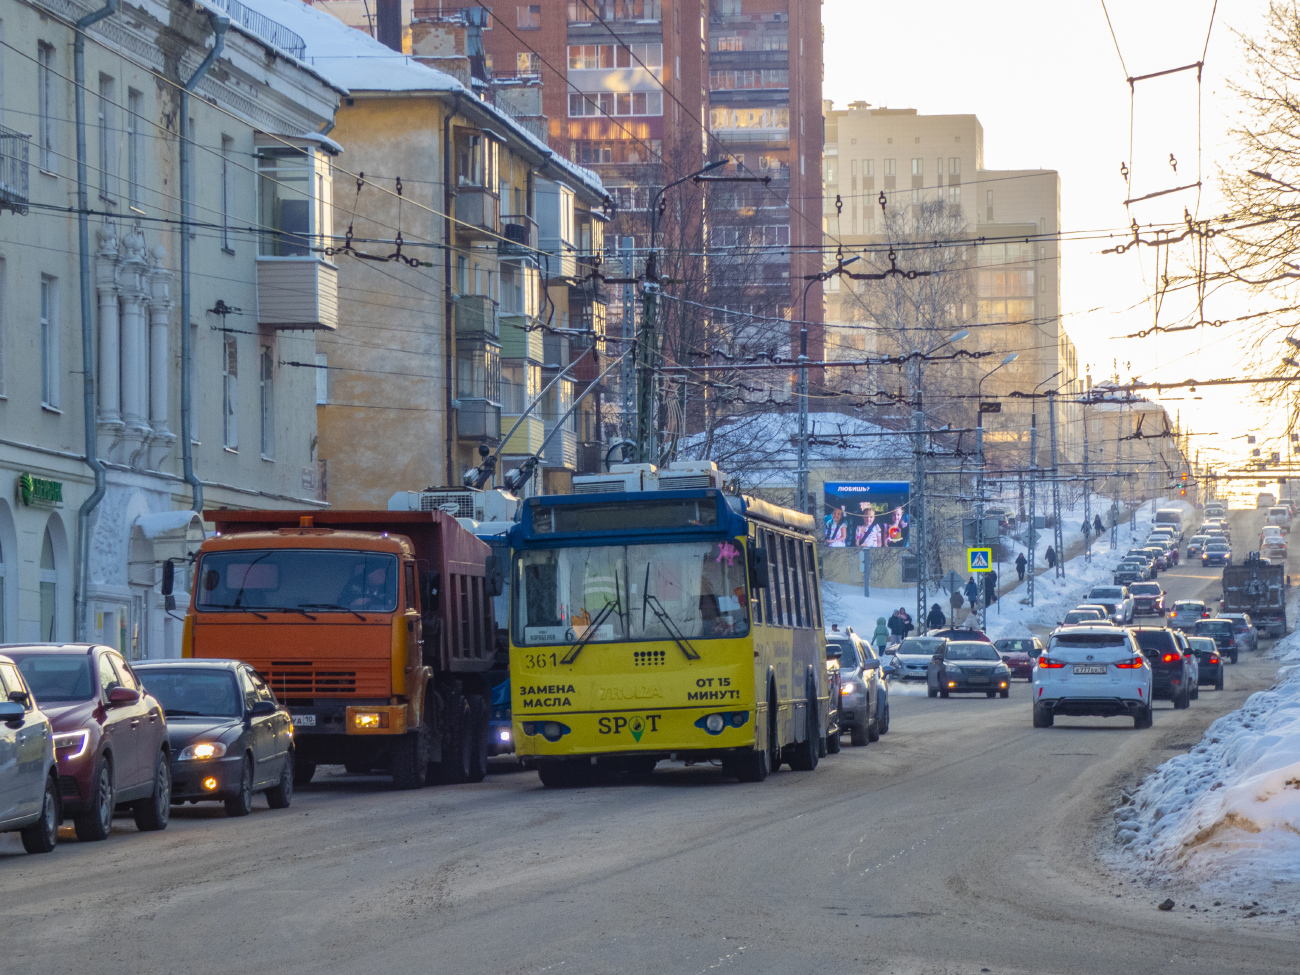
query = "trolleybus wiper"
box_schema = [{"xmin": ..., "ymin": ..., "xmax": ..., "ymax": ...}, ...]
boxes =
[
  {"xmin": 641, "ymin": 563, "xmax": 701, "ymax": 661},
  {"xmin": 560, "ymin": 574, "xmax": 623, "ymax": 665}
]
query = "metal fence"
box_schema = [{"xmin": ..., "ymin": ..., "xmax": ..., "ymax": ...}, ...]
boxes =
[
  {"xmin": 202, "ymin": 0, "xmax": 306, "ymax": 60},
  {"xmin": 0, "ymin": 125, "xmax": 30, "ymax": 214}
]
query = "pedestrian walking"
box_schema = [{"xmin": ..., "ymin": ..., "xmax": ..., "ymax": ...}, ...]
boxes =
[
  {"xmin": 872, "ymin": 616, "xmax": 890, "ymax": 653},
  {"xmin": 983, "ymin": 571, "xmax": 998, "ymax": 607},
  {"xmin": 927, "ymin": 603, "xmax": 947, "ymax": 630},
  {"xmin": 964, "ymin": 576, "xmax": 979, "ymax": 608},
  {"xmin": 1045, "ymin": 545, "xmax": 1057, "ymax": 568},
  {"xmin": 900, "ymin": 609, "xmax": 914, "ymax": 638},
  {"xmin": 1081, "ymin": 517, "xmax": 1091, "ymax": 538},
  {"xmin": 887, "ymin": 610, "xmax": 904, "ymax": 642},
  {"xmin": 1093, "ymin": 514, "xmax": 1104, "ymax": 536},
  {"xmin": 949, "ymin": 587, "xmax": 964, "ymax": 616},
  {"xmin": 1015, "ymin": 552, "xmax": 1027, "ymax": 582}
]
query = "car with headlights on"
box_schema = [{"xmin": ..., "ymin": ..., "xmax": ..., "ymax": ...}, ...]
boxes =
[
  {"xmin": 133, "ymin": 660, "xmax": 294, "ymax": 816},
  {"xmin": 994, "ymin": 637, "xmax": 1041, "ymax": 680},
  {"xmin": 1138, "ymin": 546, "xmax": 1171, "ymax": 572},
  {"xmin": 1185, "ymin": 636, "xmax": 1224, "ymax": 691},
  {"xmin": 1130, "ymin": 627, "xmax": 1194, "ymax": 708},
  {"xmin": 1033, "ymin": 627, "xmax": 1152, "ymax": 728},
  {"xmin": 1148, "ymin": 535, "xmax": 1179, "ymax": 565},
  {"xmin": 1202, "ymin": 540, "xmax": 1232, "ymax": 567},
  {"xmin": 0, "ymin": 655, "xmax": 60, "ymax": 854},
  {"xmin": 826, "ymin": 631, "xmax": 886, "ymax": 746},
  {"xmin": 1084, "ymin": 586, "xmax": 1134, "ymax": 624},
  {"xmin": 1128, "ymin": 582, "xmax": 1165, "ymax": 617},
  {"xmin": 890, "ymin": 637, "xmax": 947, "ymax": 682},
  {"xmin": 1217, "ymin": 612, "xmax": 1259, "ymax": 653},
  {"xmin": 6, "ymin": 644, "xmax": 170, "ymax": 841},
  {"xmin": 1191, "ymin": 618, "xmax": 1239, "ymax": 665},
  {"xmin": 927, "ymin": 641, "xmax": 1011, "ymax": 698},
  {"xmin": 1186, "ymin": 535, "xmax": 1211, "ymax": 560}
]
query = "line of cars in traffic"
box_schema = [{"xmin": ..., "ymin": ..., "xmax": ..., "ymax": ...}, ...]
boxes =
[{"xmin": 1, "ymin": 643, "xmax": 297, "ymax": 855}]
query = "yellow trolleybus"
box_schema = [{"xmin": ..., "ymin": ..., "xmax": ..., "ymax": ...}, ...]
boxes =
[{"xmin": 509, "ymin": 486, "xmax": 830, "ymax": 786}]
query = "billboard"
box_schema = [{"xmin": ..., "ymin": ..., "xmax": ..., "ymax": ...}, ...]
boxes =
[{"xmin": 823, "ymin": 481, "xmax": 911, "ymax": 549}]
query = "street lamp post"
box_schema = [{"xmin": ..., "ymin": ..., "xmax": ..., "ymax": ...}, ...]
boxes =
[
  {"xmin": 1026, "ymin": 371, "xmax": 1061, "ymax": 608},
  {"xmin": 977, "ymin": 352, "xmax": 1019, "ymax": 629}
]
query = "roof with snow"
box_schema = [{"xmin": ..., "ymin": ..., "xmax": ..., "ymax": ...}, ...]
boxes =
[{"xmin": 235, "ymin": 0, "xmax": 605, "ymax": 197}]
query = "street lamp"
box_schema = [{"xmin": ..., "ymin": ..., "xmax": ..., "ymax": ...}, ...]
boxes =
[{"xmin": 976, "ymin": 352, "xmax": 1018, "ymax": 628}]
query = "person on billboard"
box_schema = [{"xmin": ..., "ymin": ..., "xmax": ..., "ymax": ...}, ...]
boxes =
[
  {"xmin": 855, "ymin": 503, "xmax": 884, "ymax": 547},
  {"xmin": 825, "ymin": 506, "xmax": 848, "ymax": 547},
  {"xmin": 885, "ymin": 506, "xmax": 909, "ymax": 546}
]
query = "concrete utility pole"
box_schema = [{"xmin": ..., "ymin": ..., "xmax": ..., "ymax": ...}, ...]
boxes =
[
  {"xmin": 619, "ymin": 237, "xmax": 636, "ymax": 446},
  {"xmin": 913, "ymin": 391, "xmax": 927, "ymax": 628},
  {"xmin": 1082, "ymin": 413, "xmax": 1092, "ymax": 563},
  {"xmin": 1028, "ymin": 409, "xmax": 1038, "ymax": 607},
  {"xmin": 1048, "ymin": 390, "xmax": 1065, "ymax": 579}
]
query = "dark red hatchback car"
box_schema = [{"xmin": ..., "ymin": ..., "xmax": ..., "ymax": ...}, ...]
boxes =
[{"xmin": 3, "ymin": 645, "xmax": 171, "ymax": 840}]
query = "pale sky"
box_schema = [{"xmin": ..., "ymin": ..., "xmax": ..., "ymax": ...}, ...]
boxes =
[{"xmin": 823, "ymin": 0, "xmax": 1283, "ymax": 492}]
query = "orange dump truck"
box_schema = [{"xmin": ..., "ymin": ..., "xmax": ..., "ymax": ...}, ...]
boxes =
[{"xmin": 181, "ymin": 510, "xmax": 502, "ymax": 788}]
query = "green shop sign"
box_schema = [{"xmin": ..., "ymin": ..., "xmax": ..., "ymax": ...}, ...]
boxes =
[{"xmin": 18, "ymin": 473, "xmax": 63, "ymax": 508}]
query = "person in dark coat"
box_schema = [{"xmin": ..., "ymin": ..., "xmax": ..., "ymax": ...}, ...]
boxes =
[
  {"xmin": 927, "ymin": 603, "xmax": 947, "ymax": 629},
  {"xmin": 984, "ymin": 571, "xmax": 998, "ymax": 606},
  {"xmin": 900, "ymin": 609, "xmax": 914, "ymax": 638},
  {"xmin": 1093, "ymin": 514, "xmax": 1104, "ymax": 536},
  {"xmin": 1045, "ymin": 545, "xmax": 1057, "ymax": 568},
  {"xmin": 1082, "ymin": 518, "xmax": 1091, "ymax": 537},
  {"xmin": 964, "ymin": 577, "xmax": 979, "ymax": 610},
  {"xmin": 949, "ymin": 587, "xmax": 964, "ymax": 615},
  {"xmin": 1015, "ymin": 552, "xmax": 1027, "ymax": 581},
  {"xmin": 887, "ymin": 611, "xmax": 905, "ymax": 640}
]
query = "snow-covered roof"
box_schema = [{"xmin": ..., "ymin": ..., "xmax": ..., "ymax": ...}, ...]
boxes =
[{"xmin": 237, "ymin": 0, "xmax": 605, "ymax": 198}]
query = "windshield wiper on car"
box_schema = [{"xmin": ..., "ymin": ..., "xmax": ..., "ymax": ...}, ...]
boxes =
[
  {"xmin": 641, "ymin": 562, "xmax": 701, "ymax": 661},
  {"xmin": 299, "ymin": 603, "xmax": 365, "ymax": 621},
  {"xmin": 163, "ymin": 708, "xmax": 209, "ymax": 716},
  {"xmin": 561, "ymin": 574, "xmax": 622, "ymax": 665}
]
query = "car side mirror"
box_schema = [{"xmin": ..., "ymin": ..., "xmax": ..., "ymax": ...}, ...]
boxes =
[
  {"xmin": 484, "ymin": 555, "xmax": 505, "ymax": 599},
  {"xmin": 161, "ymin": 558, "xmax": 175, "ymax": 596},
  {"xmin": 108, "ymin": 686, "xmax": 140, "ymax": 706},
  {"xmin": 748, "ymin": 547, "xmax": 770, "ymax": 590},
  {"xmin": 8, "ymin": 689, "xmax": 31, "ymax": 708},
  {"xmin": 248, "ymin": 700, "xmax": 276, "ymax": 718},
  {"xmin": 932, "ymin": 654, "xmax": 943, "ymax": 662},
  {"xmin": 0, "ymin": 700, "xmax": 24, "ymax": 721}
]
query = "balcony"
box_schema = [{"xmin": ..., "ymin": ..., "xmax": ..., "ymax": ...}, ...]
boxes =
[
  {"xmin": 455, "ymin": 188, "xmax": 500, "ymax": 240},
  {"xmin": 0, "ymin": 125, "xmax": 30, "ymax": 214},
  {"xmin": 256, "ymin": 258, "xmax": 338, "ymax": 330},
  {"xmin": 458, "ymin": 399, "xmax": 501, "ymax": 440},
  {"xmin": 499, "ymin": 314, "xmax": 543, "ymax": 360},
  {"xmin": 501, "ymin": 415, "xmax": 545, "ymax": 455},
  {"xmin": 567, "ymin": 0, "xmax": 661, "ymax": 24},
  {"xmin": 454, "ymin": 294, "xmax": 499, "ymax": 338},
  {"xmin": 498, "ymin": 215, "xmax": 537, "ymax": 257},
  {"xmin": 542, "ymin": 427, "xmax": 578, "ymax": 468}
]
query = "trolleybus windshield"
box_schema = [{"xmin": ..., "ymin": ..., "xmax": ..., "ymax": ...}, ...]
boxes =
[{"xmin": 514, "ymin": 540, "xmax": 749, "ymax": 645}]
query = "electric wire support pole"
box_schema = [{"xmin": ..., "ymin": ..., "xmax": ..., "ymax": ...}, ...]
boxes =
[
  {"xmin": 1048, "ymin": 390, "xmax": 1065, "ymax": 579},
  {"xmin": 635, "ymin": 273, "xmax": 659, "ymax": 465},
  {"xmin": 977, "ymin": 408, "xmax": 987, "ymax": 630},
  {"xmin": 913, "ymin": 391, "xmax": 927, "ymax": 628},
  {"xmin": 1083, "ymin": 418, "xmax": 1092, "ymax": 563},
  {"xmin": 619, "ymin": 236, "xmax": 636, "ymax": 446},
  {"xmin": 1028, "ymin": 409, "xmax": 1038, "ymax": 607}
]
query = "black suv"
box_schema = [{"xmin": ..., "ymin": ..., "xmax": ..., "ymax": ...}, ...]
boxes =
[
  {"xmin": 1192, "ymin": 618, "xmax": 1238, "ymax": 664},
  {"xmin": 1130, "ymin": 627, "xmax": 1194, "ymax": 709}
]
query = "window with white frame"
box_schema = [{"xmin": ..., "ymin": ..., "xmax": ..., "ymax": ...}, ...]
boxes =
[
  {"xmin": 221, "ymin": 136, "xmax": 235, "ymax": 251},
  {"xmin": 222, "ymin": 334, "xmax": 237, "ymax": 449},
  {"xmin": 40, "ymin": 275, "xmax": 57, "ymax": 408},
  {"xmin": 37, "ymin": 42, "xmax": 55, "ymax": 172},
  {"xmin": 39, "ymin": 528, "xmax": 56, "ymax": 641},
  {"xmin": 911, "ymin": 158, "xmax": 923, "ymax": 176},
  {"xmin": 259, "ymin": 345, "xmax": 274, "ymax": 458},
  {"xmin": 257, "ymin": 148, "xmax": 325, "ymax": 257},
  {"xmin": 315, "ymin": 352, "xmax": 328, "ymax": 404},
  {"xmin": 98, "ymin": 74, "xmax": 115, "ymax": 202},
  {"xmin": 127, "ymin": 89, "xmax": 143, "ymax": 212}
]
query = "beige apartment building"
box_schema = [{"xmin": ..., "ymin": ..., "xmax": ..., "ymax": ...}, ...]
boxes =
[{"xmin": 821, "ymin": 103, "xmax": 1083, "ymax": 465}]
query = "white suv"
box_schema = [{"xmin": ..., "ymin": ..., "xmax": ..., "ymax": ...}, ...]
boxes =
[
  {"xmin": 1084, "ymin": 585, "xmax": 1134, "ymax": 624},
  {"xmin": 1033, "ymin": 627, "xmax": 1153, "ymax": 729}
]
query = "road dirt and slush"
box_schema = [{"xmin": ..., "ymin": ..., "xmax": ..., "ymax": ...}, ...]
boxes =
[{"xmin": 2, "ymin": 511, "xmax": 1295, "ymax": 975}]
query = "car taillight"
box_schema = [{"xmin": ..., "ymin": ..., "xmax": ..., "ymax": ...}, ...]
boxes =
[
  {"xmin": 1114, "ymin": 657, "xmax": 1144, "ymax": 669},
  {"xmin": 1161, "ymin": 652, "xmax": 1179, "ymax": 663},
  {"xmin": 1210, "ymin": 655, "xmax": 1220, "ymax": 664},
  {"xmin": 1038, "ymin": 655, "xmax": 1066, "ymax": 669}
]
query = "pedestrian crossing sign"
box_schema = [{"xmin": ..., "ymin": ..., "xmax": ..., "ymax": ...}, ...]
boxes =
[{"xmin": 967, "ymin": 548, "xmax": 993, "ymax": 573}]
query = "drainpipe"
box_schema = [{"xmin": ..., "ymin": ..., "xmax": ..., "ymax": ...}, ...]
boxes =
[
  {"xmin": 445, "ymin": 95, "xmax": 461, "ymax": 486},
  {"xmin": 73, "ymin": 0, "xmax": 117, "ymax": 642},
  {"xmin": 179, "ymin": 13, "xmax": 229, "ymax": 514}
]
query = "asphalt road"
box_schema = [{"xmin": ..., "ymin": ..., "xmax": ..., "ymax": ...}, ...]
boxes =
[{"xmin": 2, "ymin": 509, "xmax": 1295, "ymax": 974}]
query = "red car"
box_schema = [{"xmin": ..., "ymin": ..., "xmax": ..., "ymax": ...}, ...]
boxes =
[
  {"xmin": 993, "ymin": 637, "xmax": 1041, "ymax": 680},
  {"xmin": 1129, "ymin": 582, "xmax": 1165, "ymax": 617},
  {"xmin": 5, "ymin": 644, "xmax": 171, "ymax": 841}
]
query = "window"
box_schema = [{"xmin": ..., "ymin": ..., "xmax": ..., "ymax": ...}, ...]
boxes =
[
  {"xmin": 315, "ymin": 352, "xmax": 328, "ymax": 404},
  {"xmin": 222, "ymin": 334, "xmax": 237, "ymax": 449},
  {"xmin": 97, "ymin": 75, "xmax": 115, "ymax": 202},
  {"xmin": 257, "ymin": 150, "xmax": 313, "ymax": 257},
  {"xmin": 911, "ymin": 158, "xmax": 922, "ymax": 176},
  {"xmin": 568, "ymin": 90, "xmax": 662, "ymax": 117},
  {"xmin": 517, "ymin": 4, "xmax": 540, "ymax": 29},
  {"xmin": 883, "ymin": 158, "xmax": 896, "ymax": 176},
  {"xmin": 948, "ymin": 185, "xmax": 961, "ymax": 205},
  {"xmin": 708, "ymin": 107, "xmax": 790, "ymax": 131},
  {"xmin": 39, "ymin": 528, "xmax": 56, "ymax": 641},
  {"xmin": 221, "ymin": 136, "xmax": 235, "ymax": 251},
  {"xmin": 949, "ymin": 157, "xmax": 961, "ymax": 175},
  {"xmin": 127, "ymin": 89, "xmax": 143, "ymax": 212},
  {"xmin": 40, "ymin": 275, "xmax": 57, "ymax": 408},
  {"xmin": 455, "ymin": 131, "xmax": 499, "ymax": 191},
  {"xmin": 456, "ymin": 255, "xmax": 469, "ymax": 294},
  {"xmin": 37, "ymin": 43, "xmax": 55, "ymax": 172},
  {"xmin": 96, "ymin": 650, "xmax": 119, "ymax": 698},
  {"xmin": 259, "ymin": 344, "xmax": 274, "ymax": 459},
  {"xmin": 516, "ymin": 52, "xmax": 540, "ymax": 74}
]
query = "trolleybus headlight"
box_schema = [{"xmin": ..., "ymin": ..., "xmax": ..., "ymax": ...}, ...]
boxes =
[
  {"xmin": 705, "ymin": 713, "xmax": 725, "ymax": 733},
  {"xmin": 696, "ymin": 711, "xmax": 747, "ymax": 735},
  {"xmin": 521, "ymin": 722, "xmax": 536, "ymax": 736},
  {"xmin": 731, "ymin": 711, "xmax": 748, "ymax": 727},
  {"xmin": 538, "ymin": 722, "xmax": 570, "ymax": 742}
]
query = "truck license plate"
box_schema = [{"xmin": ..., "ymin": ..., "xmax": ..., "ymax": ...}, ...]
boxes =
[
  {"xmin": 1073, "ymin": 665, "xmax": 1108, "ymax": 675},
  {"xmin": 292, "ymin": 713, "xmax": 316, "ymax": 726}
]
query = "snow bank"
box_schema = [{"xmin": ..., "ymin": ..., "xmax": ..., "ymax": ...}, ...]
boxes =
[{"xmin": 1112, "ymin": 630, "xmax": 1300, "ymax": 904}]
